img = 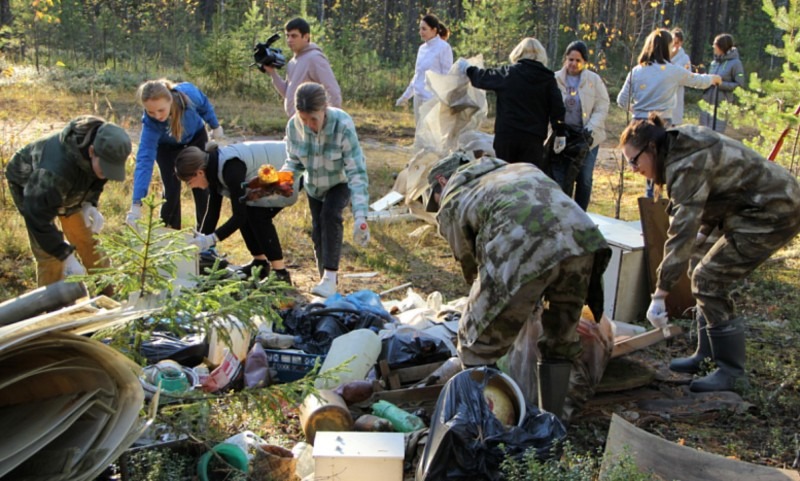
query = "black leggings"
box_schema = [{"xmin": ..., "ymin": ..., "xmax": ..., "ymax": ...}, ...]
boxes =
[
  {"xmin": 240, "ymin": 205, "xmax": 284, "ymax": 261},
  {"xmin": 156, "ymin": 129, "xmax": 210, "ymax": 231}
]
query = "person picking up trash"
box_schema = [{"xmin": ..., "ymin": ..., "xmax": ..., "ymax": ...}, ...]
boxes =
[
  {"xmin": 423, "ymin": 152, "xmax": 610, "ymax": 421},
  {"xmin": 620, "ymin": 114, "xmax": 800, "ymax": 392},
  {"xmin": 6, "ymin": 115, "xmax": 132, "ymax": 287},
  {"xmin": 175, "ymin": 141, "xmax": 299, "ymax": 283}
]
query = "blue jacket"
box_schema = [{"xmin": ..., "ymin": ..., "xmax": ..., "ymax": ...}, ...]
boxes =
[{"xmin": 132, "ymin": 82, "xmax": 219, "ymax": 203}]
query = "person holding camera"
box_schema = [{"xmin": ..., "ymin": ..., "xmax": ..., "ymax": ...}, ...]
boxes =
[
  {"xmin": 6, "ymin": 116, "xmax": 131, "ymax": 286},
  {"xmin": 395, "ymin": 14, "xmax": 453, "ymax": 122},
  {"xmin": 127, "ymin": 79, "xmax": 224, "ymax": 235},
  {"xmin": 175, "ymin": 142, "xmax": 299, "ymax": 284},
  {"xmin": 281, "ymin": 82, "xmax": 369, "ymax": 298},
  {"xmin": 262, "ymin": 18, "xmax": 342, "ymax": 118}
]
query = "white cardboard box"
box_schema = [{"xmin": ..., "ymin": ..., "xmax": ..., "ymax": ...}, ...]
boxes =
[
  {"xmin": 587, "ymin": 213, "xmax": 649, "ymax": 323},
  {"xmin": 313, "ymin": 431, "xmax": 404, "ymax": 481}
]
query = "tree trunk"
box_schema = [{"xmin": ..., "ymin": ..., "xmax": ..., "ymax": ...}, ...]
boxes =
[
  {"xmin": 0, "ymin": 0, "xmax": 11, "ymax": 27},
  {"xmin": 689, "ymin": 0, "xmax": 708, "ymax": 68}
]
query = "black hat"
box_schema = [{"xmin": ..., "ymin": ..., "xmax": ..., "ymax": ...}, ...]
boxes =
[{"xmin": 564, "ymin": 41, "xmax": 589, "ymax": 61}]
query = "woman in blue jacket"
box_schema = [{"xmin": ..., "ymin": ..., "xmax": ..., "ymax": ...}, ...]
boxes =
[{"xmin": 127, "ymin": 79, "xmax": 223, "ymax": 231}]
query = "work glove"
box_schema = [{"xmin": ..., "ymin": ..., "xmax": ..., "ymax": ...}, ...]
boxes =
[
  {"xmin": 455, "ymin": 58, "xmax": 471, "ymax": 75},
  {"xmin": 553, "ymin": 136, "xmax": 567, "ymax": 154},
  {"xmin": 353, "ymin": 217, "xmax": 370, "ymax": 247},
  {"xmin": 646, "ymin": 296, "xmax": 669, "ymax": 330},
  {"xmin": 211, "ymin": 126, "xmax": 225, "ymax": 140},
  {"xmin": 395, "ymin": 97, "xmax": 408, "ymax": 107},
  {"xmin": 126, "ymin": 203, "xmax": 142, "ymax": 228},
  {"xmin": 81, "ymin": 202, "xmax": 105, "ymax": 234},
  {"xmin": 695, "ymin": 232, "xmax": 709, "ymax": 246},
  {"xmin": 62, "ymin": 253, "xmax": 87, "ymax": 278},
  {"xmin": 189, "ymin": 232, "xmax": 218, "ymax": 251}
]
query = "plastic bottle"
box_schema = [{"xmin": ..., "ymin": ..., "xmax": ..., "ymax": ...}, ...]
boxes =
[
  {"xmin": 371, "ymin": 400, "xmax": 426, "ymax": 432},
  {"xmin": 314, "ymin": 329, "xmax": 381, "ymax": 389},
  {"xmin": 291, "ymin": 442, "xmax": 314, "ymax": 479}
]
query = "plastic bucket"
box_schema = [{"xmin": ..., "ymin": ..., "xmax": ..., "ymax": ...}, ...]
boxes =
[{"xmin": 197, "ymin": 443, "xmax": 249, "ymax": 481}]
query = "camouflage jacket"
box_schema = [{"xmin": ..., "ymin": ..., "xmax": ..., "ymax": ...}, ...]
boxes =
[
  {"xmin": 436, "ymin": 157, "xmax": 610, "ymax": 338},
  {"xmin": 657, "ymin": 125, "xmax": 800, "ymax": 292},
  {"xmin": 6, "ymin": 117, "xmax": 107, "ymax": 260}
]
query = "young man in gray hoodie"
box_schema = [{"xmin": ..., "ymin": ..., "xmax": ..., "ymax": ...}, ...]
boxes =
[{"xmin": 262, "ymin": 17, "xmax": 343, "ymax": 117}]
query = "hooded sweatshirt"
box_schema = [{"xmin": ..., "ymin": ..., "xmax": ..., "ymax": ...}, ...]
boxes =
[
  {"xmin": 466, "ymin": 59, "xmax": 566, "ymax": 138},
  {"xmin": 701, "ymin": 47, "xmax": 745, "ymax": 105},
  {"xmin": 269, "ymin": 42, "xmax": 342, "ymax": 117}
]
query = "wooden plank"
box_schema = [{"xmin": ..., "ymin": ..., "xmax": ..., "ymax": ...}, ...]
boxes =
[
  {"xmin": 638, "ymin": 197, "xmax": 694, "ymax": 318},
  {"xmin": 611, "ymin": 325, "xmax": 683, "ymax": 358},
  {"xmin": 601, "ymin": 414, "xmax": 800, "ymax": 481},
  {"xmin": 369, "ymin": 385, "xmax": 444, "ymax": 406},
  {"xmin": 394, "ymin": 362, "xmax": 443, "ymax": 385}
]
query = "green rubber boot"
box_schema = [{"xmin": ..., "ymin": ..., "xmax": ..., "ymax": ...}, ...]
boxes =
[
  {"xmin": 690, "ymin": 320, "xmax": 747, "ymax": 392},
  {"xmin": 669, "ymin": 311, "xmax": 711, "ymax": 374}
]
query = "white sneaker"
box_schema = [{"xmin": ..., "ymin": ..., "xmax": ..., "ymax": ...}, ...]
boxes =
[{"xmin": 311, "ymin": 277, "xmax": 337, "ymax": 298}]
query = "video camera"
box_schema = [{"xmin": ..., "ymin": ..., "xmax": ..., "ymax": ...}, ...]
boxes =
[{"xmin": 252, "ymin": 33, "xmax": 286, "ymax": 71}]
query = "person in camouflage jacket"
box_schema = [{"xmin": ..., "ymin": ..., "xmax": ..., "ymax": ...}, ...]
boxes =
[
  {"xmin": 620, "ymin": 114, "xmax": 800, "ymax": 392},
  {"xmin": 6, "ymin": 116, "xmax": 131, "ymax": 286},
  {"xmin": 425, "ymin": 154, "xmax": 610, "ymax": 420}
]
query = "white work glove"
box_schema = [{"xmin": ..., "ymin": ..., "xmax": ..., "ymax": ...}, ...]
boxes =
[
  {"xmin": 353, "ymin": 217, "xmax": 370, "ymax": 247},
  {"xmin": 455, "ymin": 58, "xmax": 471, "ymax": 75},
  {"xmin": 646, "ymin": 296, "xmax": 669, "ymax": 330},
  {"xmin": 189, "ymin": 232, "xmax": 218, "ymax": 251},
  {"xmin": 395, "ymin": 97, "xmax": 408, "ymax": 107},
  {"xmin": 126, "ymin": 203, "xmax": 142, "ymax": 228},
  {"xmin": 80, "ymin": 202, "xmax": 105, "ymax": 234},
  {"xmin": 553, "ymin": 136, "xmax": 567, "ymax": 154},
  {"xmin": 211, "ymin": 126, "xmax": 225, "ymax": 140},
  {"xmin": 62, "ymin": 253, "xmax": 87, "ymax": 277}
]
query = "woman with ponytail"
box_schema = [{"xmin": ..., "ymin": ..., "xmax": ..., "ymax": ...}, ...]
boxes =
[{"xmin": 127, "ymin": 79, "xmax": 223, "ymax": 232}]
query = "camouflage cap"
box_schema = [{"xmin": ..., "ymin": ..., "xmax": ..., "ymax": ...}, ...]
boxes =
[
  {"xmin": 94, "ymin": 123, "xmax": 132, "ymax": 181},
  {"xmin": 424, "ymin": 152, "xmax": 472, "ymax": 212}
]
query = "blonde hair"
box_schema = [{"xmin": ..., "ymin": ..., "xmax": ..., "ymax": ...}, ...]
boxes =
[
  {"xmin": 509, "ymin": 37, "xmax": 548, "ymax": 65},
  {"xmin": 136, "ymin": 79, "xmax": 191, "ymax": 141}
]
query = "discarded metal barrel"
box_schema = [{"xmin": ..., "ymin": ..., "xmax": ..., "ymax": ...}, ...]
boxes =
[{"xmin": 0, "ymin": 280, "xmax": 87, "ymax": 326}]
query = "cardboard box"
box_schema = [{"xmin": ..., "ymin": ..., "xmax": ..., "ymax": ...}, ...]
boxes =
[{"xmin": 313, "ymin": 431, "xmax": 404, "ymax": 481}]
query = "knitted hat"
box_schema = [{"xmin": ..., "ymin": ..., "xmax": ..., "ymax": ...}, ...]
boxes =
[
  {"xmin": 564, "ymin": 41, "xmax": 589, "ymax": 62},
  {"xmin": 94, "ymin": 123, "xmax": 132, "ymax": 181}
]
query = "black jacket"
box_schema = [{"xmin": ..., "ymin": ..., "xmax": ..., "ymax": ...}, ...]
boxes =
[{"xmin": 467, "ymin": 59, "xmax": 566, "ymax": 138}]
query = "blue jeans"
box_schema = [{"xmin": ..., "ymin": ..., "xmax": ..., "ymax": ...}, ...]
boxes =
[
  {"xmin": 551, "ymin": 146, "xmax": 598, "ymax": 211},
  {"xmin": 307, "ymin": 183, "xmax": 350, "ymax": 276}
]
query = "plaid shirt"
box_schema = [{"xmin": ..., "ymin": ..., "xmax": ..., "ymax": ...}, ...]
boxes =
[{"xmin": 284, "ymin": 107, "xmax": 369, "ymax": 217}]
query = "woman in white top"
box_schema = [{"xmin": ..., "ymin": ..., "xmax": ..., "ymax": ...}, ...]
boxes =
[{"xmin": 396, "ymin": 14, "xmax": 454, "ymax": 122}]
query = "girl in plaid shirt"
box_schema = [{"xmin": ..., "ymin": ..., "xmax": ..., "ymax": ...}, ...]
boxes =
[{"xmin": 282, "ymin": 82, "xmax": 370, "ymax": 297}]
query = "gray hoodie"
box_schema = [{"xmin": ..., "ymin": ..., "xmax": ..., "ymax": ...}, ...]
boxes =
[{"xmin": 701, "ymin": 47, "xmax": 744, "ymax": 105}]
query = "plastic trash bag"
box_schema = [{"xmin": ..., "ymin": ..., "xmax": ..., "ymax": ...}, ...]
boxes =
[
  {"xmin": 280, "ymin": 302, "xmax": 390, "ymax": 355},
  {"xmin": 416, "ymin": 367, "xmax": 566, "ymax": 481},
  {"xmin": 325, "ymin": 290, "xmax": 395, "ymax": 323},
  {"xmin": 244, "ymin": 343, "xmax": 270, "ymax": 388},
  {"xmin": 380, "ymin": 327, "xmax": 453, "ymax": 369},
  {"xmin": 140, "ymin": 331, "xmax": 208, "ymax": 366}
]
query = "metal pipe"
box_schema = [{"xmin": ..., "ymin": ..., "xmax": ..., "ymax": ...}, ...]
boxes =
[{"xmin": 0, "ymin": 280, "xmax": 88, "ymax": 326}]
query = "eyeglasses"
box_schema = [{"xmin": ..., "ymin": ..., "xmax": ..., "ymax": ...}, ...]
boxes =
[{"xmin": 627, "ymin": 145, "xmax": 648, "ymax": 167}]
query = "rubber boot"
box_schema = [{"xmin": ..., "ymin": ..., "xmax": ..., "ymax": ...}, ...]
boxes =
[
  {"xmin": 669, "ymin": 312, "xmax": 711, "ymax": 373},
  {"xmin": 690, "ymin": 320, "xmax": 747, "ymax": 392},
  {"xmin": 537, "ymin": 360, "xmax": 572, "ymax": 420}
]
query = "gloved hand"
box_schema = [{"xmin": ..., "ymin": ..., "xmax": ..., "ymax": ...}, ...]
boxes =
[
  {"xmin": 189, "ymin": 232, "xmax": 218, "ymax": 251},
  {"xmin": 695, "ymin": 232, "xmax": 709, "ymax": 246},
  {"xmin": 395, "ymin": 97, "xmax": 408, "ymax": 107},
  {"xmin": 211, "ymin": 126, "xmax": 225, "ymax": 140},
  {"xmin": 455, "ymin": 58, "xmax": 471, "ymax": 75},
  {"xmin": 81, "ymin": 202, "xmax": 105, "ymax": 234},
  {"xmin": 62, "ymin": 253, "xmax": 87, "ymax": 277},
  {"xmin": 646, "ymin": 296, "xmax": 669, "ymax": 330},
  {"xmin": 353, "ymin": 217, "xmax": 370, "ymax": 247},
  {"xmin": 553, "ymin": 136, "xmax": 567, "ymax": 154},
  {"xmin": 582, "ymin": 128, "xmax": 594, "ymax": 146},
  {"xmin": 126, "ymin": 203, "xmax": 142, "ymax": 228}
]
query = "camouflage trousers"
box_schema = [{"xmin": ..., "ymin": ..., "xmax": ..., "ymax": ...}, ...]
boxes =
[
  {"xmin": 693, "ymin": 224, "xmax": 800, "ymax": 327},
  {"xmin": 458, "ymin": 253, "xmax": 595, "ymax": 366}
]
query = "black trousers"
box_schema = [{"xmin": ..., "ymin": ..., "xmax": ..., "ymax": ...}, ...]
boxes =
[{"xmin": 155, "ymin": 129, "xmax": 210, "ymax": 231}]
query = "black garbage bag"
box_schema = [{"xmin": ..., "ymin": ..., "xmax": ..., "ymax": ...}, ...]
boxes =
[
  {"xmin": 279, "ymin": 303, "xmax": 389, "ymax": 355},
  {"xmin": 140, "ymin": 331, "xmax": 208, "ymax": 366},
  {"xmin": 380, "ymin": 329, "xmax": 453, "ymax": 370},
  {"xmin": 546, "ymin": 124, "xmax": 592, "ymax": 197},
  {"xmin": 416, "ymin": 367, "xmax": 566, "ymax": 481}
]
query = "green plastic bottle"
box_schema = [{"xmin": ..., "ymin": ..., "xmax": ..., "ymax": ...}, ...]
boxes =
[{"xmin": 371, "ymin": 400, "xmax": 426, "ymax": 432}]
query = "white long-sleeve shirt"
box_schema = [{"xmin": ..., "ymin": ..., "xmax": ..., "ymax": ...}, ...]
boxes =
[
  {"xmin": 399, "ymin": 36, "xmax": 453, "ymax": 103},
  {"xmin": 617, "ymin": 62, "xmax": 714, "ymax": 121},
  {"xmin": 670, "ymin": 47, "xmax": 692, "ymax": 124}
]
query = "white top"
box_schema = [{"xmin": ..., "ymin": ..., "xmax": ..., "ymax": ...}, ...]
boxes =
[
  {"xmin": 400, "ymin": 36, "xmax": 453, "ymax": 103},
  {"xmin": 617, "ymin": 62, "xmax": 714, "ymax": 121},
  {"xmin": 670, "ymin": 47, "xmax": 692, "ymax": 124}
]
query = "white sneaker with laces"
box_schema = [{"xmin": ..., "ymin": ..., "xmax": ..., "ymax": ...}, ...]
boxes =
[{"xmin": 311, "ymin": 277, "xmax": 337, "ymax": 298}]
